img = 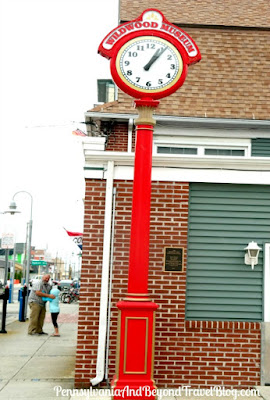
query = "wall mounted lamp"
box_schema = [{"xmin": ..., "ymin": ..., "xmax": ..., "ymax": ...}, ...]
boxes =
[{"xmin": 244, "ymin": 241, "xmax": 262, "ymax": 270}]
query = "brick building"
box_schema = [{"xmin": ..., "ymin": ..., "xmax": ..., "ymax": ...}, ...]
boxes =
[{"xmin": 75, "ymin": 0, "xmax": 270, "ymax": 389}]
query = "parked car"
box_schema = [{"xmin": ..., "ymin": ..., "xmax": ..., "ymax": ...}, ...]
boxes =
[
  {"xmin": 72, "ymin": 279, "xmax": 80, "ymax": 289},
  {"xmin": 58, "ymin": 279, "xmax": 80, "ymax": 290},
  {"xmin": 58, "ymin": 280, "xmax": 73, "ymax": 290},
  {"xmin": 29, "ymin": 275, "xmax": 44, "ymax": 287},
  {"xmin": 30, "ymin": 276, "xmax": 60, "ymax": 287}
]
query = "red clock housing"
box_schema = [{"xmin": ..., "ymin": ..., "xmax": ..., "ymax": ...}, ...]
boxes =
[{"xmin": 98, "ymin": 9, "xmax": 201, "ymax": 100}]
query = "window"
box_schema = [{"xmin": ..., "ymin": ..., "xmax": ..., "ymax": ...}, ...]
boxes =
[
  {"xmin": 97, "ymin": 79, "xmax": 115, "ymax": 103},
  {"xmin": 205, "ymin": 148, "xmax": 245, "ymax": 156},
  {"xmin": 157, "ymin": 146, "xmax": 197, "ymax": 155},
  {"xmin": 154, "ymin": 137, "xmax": 250, "ymax": 158}
]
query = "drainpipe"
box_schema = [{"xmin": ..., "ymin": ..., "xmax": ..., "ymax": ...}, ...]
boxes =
[
  {"xmin": 105, "ymin": 187, "xmax": 117, "ymax": 386},
  {"xmin": 91, "ymin": 160, "xmax": 114, "ymax": 386},
  {"xmin": 127, "ymin": 118, "xmax": 134, "ymax": 153}
]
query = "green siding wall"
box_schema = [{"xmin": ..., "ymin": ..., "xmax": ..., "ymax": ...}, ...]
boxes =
[
  {"xmin": 251, "ymin": 138, "xmax": 270, "ymax": 157},
  {"xmin": 186, "ymin": 183, "xmax": 270, "ymax": 322}
]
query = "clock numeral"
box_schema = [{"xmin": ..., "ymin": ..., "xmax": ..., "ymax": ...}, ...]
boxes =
[
  {"xmin": 137, "ymin": 45, "xmax": 144, "ymax": 51},
  {"xmin": 147, "ymin": 43, "xmax": 156, "ymax": 49},
  {"xmin": 166, "ymin": 73, "xmax": 171, "ymax": 78},
  {"xmin": 124, "ymin": 61, "xmax": 130, "ymax": 66},
  {"xmin": 128, "ymin": 51, "xmax": 138, "ymax": 57},
  {"xmin": 146, "ymin": 81, "xmax": 152, "ymax": 87},
  {"xmin": 158, "ymin": 79, "xmax": 163, "ymax": 84},
  {"xmin": 170, "ymin": 64, "xmax": 176, "ymax": 70},
  {"xmin": 136, "ymin": 77, "xmax": 140, "ymax": 82},
  {"xmin": 127, "ymin": 70, "xmax": 132, "ymax": 76},
  {"xmin": 167, "ymin": 55, "xmax": 172, "ymax": 60}
]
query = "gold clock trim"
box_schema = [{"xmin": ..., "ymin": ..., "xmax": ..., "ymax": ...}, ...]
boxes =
[
  {"xmin": 115, "ymin": 310, "xmax": 121, "ymax": 381},
  {"xmin": 116, "ymin": 36, "xmax": 183, "ymax": 94},
  {"xmin": 123, "ymin": 317, "xmax": 149, "ymax": 374}
]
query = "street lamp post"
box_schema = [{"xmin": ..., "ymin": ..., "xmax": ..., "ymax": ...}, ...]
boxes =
[
  {"xmin": 9, "ymin": 242, "xmax": 16, "ymax": 303},
  {"xmin": 5, "ymin": 191, "xmax": 33, "ymax": 320}
]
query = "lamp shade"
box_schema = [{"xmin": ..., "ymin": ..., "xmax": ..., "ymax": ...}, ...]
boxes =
[
  {"xmin": 244, "ymin": 241, "xmax": 262, "ymax": 258},
  {"xmin": 4, "ymin": 200, "xmax": 21, "ymax": 215}
]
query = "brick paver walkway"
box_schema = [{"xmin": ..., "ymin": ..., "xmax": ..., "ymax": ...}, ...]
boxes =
[{"xmin": 45, "ymin": 312, "xmax": 78, "ymax": 323}]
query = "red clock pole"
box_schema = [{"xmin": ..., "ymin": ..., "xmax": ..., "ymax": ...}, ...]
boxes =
[
  {"xmin": 111, "ymin": 99, "xmax": 159, "ymax": 400},
  {"xmin": 98, "ymin": 9, "xmax": 201, "ymax": 398}
]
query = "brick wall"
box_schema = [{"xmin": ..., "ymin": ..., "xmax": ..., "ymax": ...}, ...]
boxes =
[
  {"xmin": 75, "ymin": 178, "xmax": 261, "ymax": 388},
  {"xmin": 181, "ymin": 321, "xmax": 261, "ymax": 387},
  {"xmin": 75, "ymin": 180, "xmax": 106, "ymax": 386},
  {"xmin": 105, "ymin": 123, "xmax": 129, "ymax": 152}
]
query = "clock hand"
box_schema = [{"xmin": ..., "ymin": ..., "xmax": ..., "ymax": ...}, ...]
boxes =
[
  {"xmin": 143, "ymin": 46, "xmax": 167, "ymax": 71},
  {"xmin": 144, "ymin": 48, "xmax": 160, "ymax": 70}
]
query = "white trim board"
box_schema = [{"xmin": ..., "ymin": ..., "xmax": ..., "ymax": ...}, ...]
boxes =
[
  {"xmin": 84, "ymin": 165, "xmax": 270, "ymax": 185},
  {"xmin": 264, "ymin": 244, "xmax": 270, "ymax": 322}
]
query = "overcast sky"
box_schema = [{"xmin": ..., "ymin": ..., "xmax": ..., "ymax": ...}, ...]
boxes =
[{"xmin": 0, "ymin": 0, "xmax": 119, "ymax": 256}]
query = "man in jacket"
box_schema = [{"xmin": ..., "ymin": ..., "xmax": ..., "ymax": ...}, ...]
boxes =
[{"xmin": 28, "ymin": 274, "xmax": 55, "ymax": 335}]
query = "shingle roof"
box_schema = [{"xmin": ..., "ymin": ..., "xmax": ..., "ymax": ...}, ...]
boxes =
[
  {"xmin": 90, "ymin": 27, "xmax": 270, "ymax": 120},
  {"xmin": 89, "ymin": 1, "xmax": 270, "ymax": 120},
  {"xmin": 120, "ymin": 0, "xmax": 270, "ymax": 28}
]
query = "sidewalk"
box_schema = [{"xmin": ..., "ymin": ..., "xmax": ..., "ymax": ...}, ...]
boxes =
[
  {"xmin": 0, "ymin": 301, "xmax": 78, "ymax": 399},
  {"xmin": 1, "ymin": 299, "xmax": 270, "ymax": 400}
]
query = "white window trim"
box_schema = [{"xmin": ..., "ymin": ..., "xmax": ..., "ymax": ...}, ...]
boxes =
[
  {"xmin": 264, "ymin": 243, "xmax": 270, "ymax": 322},
  {"xmin": 153, "ymin": 136, "xmax": 251, "ymax": 158}
]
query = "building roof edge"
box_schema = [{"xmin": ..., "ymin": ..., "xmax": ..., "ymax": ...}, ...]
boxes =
[{"xmin": 85, "ymin": 111, "xmax": 270, "ymax": 130}]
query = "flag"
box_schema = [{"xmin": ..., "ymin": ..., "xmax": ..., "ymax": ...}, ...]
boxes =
[
  {"xmin": 64, "ymin": 229, "xmax": 83, "ymax": 250},
  {"xmin": 72, "ymin": 128, "xmax": 86, "ymax": 137}
]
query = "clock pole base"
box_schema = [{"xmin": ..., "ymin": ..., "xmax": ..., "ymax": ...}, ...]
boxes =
[{"xmin": 111, "ymin": 300, "xmax": 159, "ymax": 400}]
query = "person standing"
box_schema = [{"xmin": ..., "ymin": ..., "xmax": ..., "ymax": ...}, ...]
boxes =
[
  {"xmin": 28, "ymin": 274, "xmax": 55, "ymax": 335},
  {"xmin": 43, "ymin": 284, "xmax": 61, "ymax": 337}
]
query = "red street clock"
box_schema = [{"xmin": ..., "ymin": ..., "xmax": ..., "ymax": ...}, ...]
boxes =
[{"xmin": 98, "ymin": 9, "xmax": 201, "ymax": 100}]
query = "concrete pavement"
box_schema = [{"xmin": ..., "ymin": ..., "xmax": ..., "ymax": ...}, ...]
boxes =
[
  {"xmin": 1, "ymin": 296, "xmax": 270, "ymax": 399},
  {"xmin": 0, "ymin": 300, "xmax": 77, "ymax": 399}
]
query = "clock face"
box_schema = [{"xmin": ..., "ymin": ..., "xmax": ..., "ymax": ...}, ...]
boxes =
[{"xmin": 115, "ymin": 36, "xmax": 183, "ymax": 95}]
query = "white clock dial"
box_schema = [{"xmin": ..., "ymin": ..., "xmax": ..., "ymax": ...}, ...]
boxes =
[{"xmin": 116, "ymin": 36, "xmax": 183, "ymax": 93}]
